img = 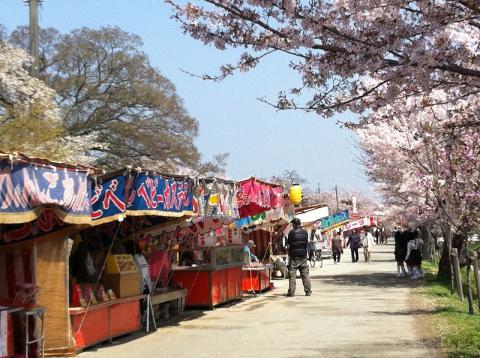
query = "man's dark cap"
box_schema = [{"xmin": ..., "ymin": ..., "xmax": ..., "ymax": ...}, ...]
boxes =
[{"xmin": 291, "ymin": 218, "xmax": 301, "ymax": 226}]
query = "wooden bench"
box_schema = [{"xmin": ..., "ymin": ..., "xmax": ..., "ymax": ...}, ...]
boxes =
[{"xmin": 151, "ymin": 288, "xmax": 187, "ymax": 314}]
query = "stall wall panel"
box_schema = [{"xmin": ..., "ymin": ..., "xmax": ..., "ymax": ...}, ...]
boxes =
[
  {"xmin": 242, "ymin": 270, "xmax": 260, "ymax": 292},
  {"xmin": 227, "ymin": 268, "xmax": 237, "ymax": 299},
  {"xmin": 36, "ymin": 238, "xmax": 72, "ymax": 352},
  {"xmin": 211, "ymin": 271, "xmax": 221, "ymax": 306},
  {"xmin": 110, "ymin": 300, "xmax": 141, "ymax": 337},
  {"xmin": 229, "ymin": 267, "xmax": 242, "ymax": 299},
  {"xmin": 71, "ymin": 307, "xmax": 109, "ymax": 350},
  {"xmin": 220, "ymin": 270, "xmax": 228, "ymax": 304},
  {"xmin": 171, "ymin": 271, "xmax": 212, "ymax": 306}
]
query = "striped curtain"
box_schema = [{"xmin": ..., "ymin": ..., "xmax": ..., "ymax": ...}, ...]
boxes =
[{"xmin": 0, "ymin": 247, "xmax": 34, "ymax": 302}]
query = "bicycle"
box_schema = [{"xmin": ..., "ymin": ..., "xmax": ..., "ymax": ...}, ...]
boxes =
[
  {"xmin": 308, "ymin": 248, "xmax": 316, "ymax": 267},
  {"xmin": 308, "ymin": 242, "xmax": 324, "ymax": 268},
  {"xmin": 315, "ymin": 249, "xmax": 323, "ymax": 268}
]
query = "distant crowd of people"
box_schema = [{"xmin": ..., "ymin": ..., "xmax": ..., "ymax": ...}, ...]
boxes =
[
  {"xmin": 276, "ymin": 220, "xmax": 422, "ymax": 297},
  {"xmin": 344, "ymin": 227, "xmax": 380, "ymax": 263},
  {"xmin": 283, "ymin": 221, "xmax": 385, "ymax": 297}
]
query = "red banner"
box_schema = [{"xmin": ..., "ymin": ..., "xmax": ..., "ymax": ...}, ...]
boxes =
[{"xmin": 236, "ymin": 178, "xmax": 283, "ymax": 218}]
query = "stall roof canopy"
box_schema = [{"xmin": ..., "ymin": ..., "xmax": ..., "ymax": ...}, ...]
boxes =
[
  {"xmin": 295, "ymin": 205, "xmax": 329, "ymax": 227},
  {"xmin": 342, "ymin": 216, "xmax": 374, "ymax": 232},
  {"xmin": 0, "ymin": 154, "xmax": 196, "ymax": 227},
  {"xmin": 319, "ymin": 210, "xmax": 351, "ymax": 233},
  {"xmin": 0, "ymin": 151, "xmax": 97, "ymax": 172},
  {"xmin": 0, "ymin": 152, "xmax": 94, "ymax": 225},
  {"xmin": 90, "ymin": 167, "xmax": 194, "ymax": 225}
]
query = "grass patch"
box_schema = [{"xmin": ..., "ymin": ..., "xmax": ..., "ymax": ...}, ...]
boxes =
[{"xmin": 419, "ymin": 261, "xmax": 480, "ymax": 357}]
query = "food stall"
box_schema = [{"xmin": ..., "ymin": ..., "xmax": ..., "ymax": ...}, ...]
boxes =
[
  {"xmin": 170, "ymin": 178, "xmax": 244, "ymax": 308},
  {"xmin": 171, "ymin": 243, "xmax": 244, "ymax": 308},
  {"xmin": 68, "ymin": 216, "xmax": 189, "ymax": 351},
  {"xmin": 0, "ymin": 152, "xmax": 95, "ymax": 357},
  {"xmin": 240, "ymin": 226, "xmax": 275, "ymax": 292},
  {"xmin": 68, "ymin": 168, "xmax": 195, "ymax": 351},
  {"xmin": 235, "ymin": 182, "xmax": 290, "ymax": 291}
]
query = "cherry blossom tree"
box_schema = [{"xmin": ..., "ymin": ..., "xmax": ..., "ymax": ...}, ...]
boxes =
[
  {"xmin": 0, "ymin": 41, "xmax": 102, "ymax": 164},
  {"xmin": 167, "ymin": 0, "xmax": 480, "ymax": 292},
  {"xmin": 0, "ymin": 41, "xmax": 59, "ymax": 120},
  {"xmin": 356, "ymin": 90, "xmax": 480, "ymax": 279},
  {"xmin": 167, "ymin": 0, "xmax": 480, "ymax": 118}
]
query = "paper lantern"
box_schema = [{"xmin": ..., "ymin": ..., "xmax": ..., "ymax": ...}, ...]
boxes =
[
  {"xmin": 289, "ymin": 184, "xmax": 302, "ymax": 206},
  {"xmin": 208, "ymin": 194, "xmax": 219, "ymax": 205}
]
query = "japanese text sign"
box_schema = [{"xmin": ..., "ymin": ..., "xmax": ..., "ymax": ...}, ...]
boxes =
[
  {"xmin": 91, "ymin": 172, "xmax": 194, "ymax": 223},
  {"xmin": 0, "ymin": 163, "xmax": 91, "ymax": 224}
]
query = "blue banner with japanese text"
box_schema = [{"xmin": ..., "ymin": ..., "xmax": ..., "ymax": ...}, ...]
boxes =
[
  {"xmin": 0, "ymin": 163, "xmax": 92, "ymax": 224},
  {"xmin": 91, "ymin": 172, "xmax": 194, "ymax": 224},
  {"xmin": 319, "ymin": 210, "xmax": 350, "ymax": 229}
]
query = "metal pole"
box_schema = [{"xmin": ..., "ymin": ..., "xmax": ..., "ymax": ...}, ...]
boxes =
[
  {"xmin": 146, "ymin": 294, "xmax": 150, "ymax": 332},
  {"xmin": 335, "ymin": 185, "xmax": 339, "ymax": 213},
  {"xmin": 471, "ymin": 255, "xmax": 480, "ymax": 311},
  {"xmin": 28, "ymin": 0, "xmax": 40, "ymax": 76}
]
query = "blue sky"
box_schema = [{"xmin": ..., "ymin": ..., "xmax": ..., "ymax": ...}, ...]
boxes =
[{"xmin": 1, "ymin": 0, "xmax": 371, "ymax": 195}]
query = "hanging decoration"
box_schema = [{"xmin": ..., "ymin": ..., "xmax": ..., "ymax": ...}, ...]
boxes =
[
  {"xmin": 236, "ymin": 177, "xmax": 283, "ymax": 218},
  {"xmin": 289, "ymin": 184, "xmax": 302, "ymax": 206}
]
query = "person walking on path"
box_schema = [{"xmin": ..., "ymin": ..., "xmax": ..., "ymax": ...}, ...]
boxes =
[
  {"xmin": 362, "ymin": 228, "xmax": 375, "ymax": 262},
  {"xmin": 394, "ymin": 229, "xmax": 408, "ymax": 277},
  {"xmin": 374, "ymin": 228, "xmax": 380, "ymax": 245},
  {"xmin": 380, "ymin": 227, "xmax": 387, "ymax": 244},
  {"xmin": 308, "ymin": 228, "xmax": 320, "ymax": 263},
  {"xmin": 331, "ymin": 231, "xmax": 344, "ymax": 264},
  {"xmin": 405, "ymin": 230, "xmax": 424, "ymax": 279},
  {"xmin": 346, "ymin": 230, "xmax": 361, "ymax": 262},
  {"xmin": 286, "ymin": 218, "xmax": 312, "ymax": 297}
]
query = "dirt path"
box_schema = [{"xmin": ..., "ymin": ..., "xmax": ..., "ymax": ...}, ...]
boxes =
[{"xmin": 80, "ymin": 244, "xmax": 440, "ymax": 358}]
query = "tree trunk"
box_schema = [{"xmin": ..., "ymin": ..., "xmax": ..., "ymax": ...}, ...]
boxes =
[
  {"xmin": 452, "ymin": 248, "xmax": 464, "ymax": 301},
  {"xmin": 437, "ymin": 239, "xmax": 452, "ymax": 279},
  {"xmin": 420, "ymin": 226, "xmax": 434, "ymax": 261},
  {"xmin": 437, "ymin": 232, "xmax": 465, "ymax": 281}
]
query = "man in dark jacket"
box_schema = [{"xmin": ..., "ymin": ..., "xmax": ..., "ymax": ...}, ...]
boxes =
[
  {"xmin": 286, "ymin": 218, "xmax": 312, "ymax": 297},
  {"xmin": 346, "ymin": 230, "xmax": 361, "ymax": 262}
]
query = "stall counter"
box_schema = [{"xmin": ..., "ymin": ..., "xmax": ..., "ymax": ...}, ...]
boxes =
[
  {"xmin": 242, "ymin": 265, "xmax": 273, "ymax": 293},
  {"xmin": 69, "ymin": 295, "xmax": 144, "ymax": 351}
]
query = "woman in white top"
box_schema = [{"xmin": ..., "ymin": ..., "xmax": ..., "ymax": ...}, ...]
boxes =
[{"xmin": 362, "ymin": 229, "xmax": 375, "ymax": 262}]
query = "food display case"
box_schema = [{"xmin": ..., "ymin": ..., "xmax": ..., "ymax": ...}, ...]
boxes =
[{"xmin": 171, "ymin": 245, "xmax": 244, "ymax": 308}]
